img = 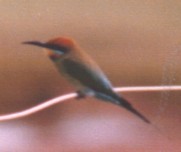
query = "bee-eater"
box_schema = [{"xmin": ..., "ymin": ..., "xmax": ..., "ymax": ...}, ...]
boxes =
[{"xmin": 23, "ymin": 37, "xmax": 150, "ymax": 123}]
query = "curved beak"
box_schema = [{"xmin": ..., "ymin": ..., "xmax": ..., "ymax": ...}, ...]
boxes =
[
  {"xmin": 22, "ymin": 41, "xmax": 48, "ymax": 48},
  {"xmin": 22, "ymin": 41, "xmax": 62, "ymax": 52}
]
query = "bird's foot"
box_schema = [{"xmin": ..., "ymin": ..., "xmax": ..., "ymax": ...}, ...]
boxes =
[
  {"xmin": 76, "ymin": 89, "xmax": 95, "ymax": 99},
  {"xmin": 76, "ymin": 90, "xmax": 87, "ymax": 99}
]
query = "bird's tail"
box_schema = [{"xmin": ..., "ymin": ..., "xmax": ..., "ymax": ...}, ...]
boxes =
[
  {"xmin": 95, "ymin": 91, "xmax": 151, "ymax": 124},
  {"xmin": 120, "ymin": 100, "xmax": 151, "ymax": 124},
  {"xmin": 111, "ymin": 93, "xmax": 151, "ymax": 124}
]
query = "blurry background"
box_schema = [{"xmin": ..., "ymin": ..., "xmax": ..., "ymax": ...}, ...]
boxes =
[{"xmin": 0, "ymin": 0, "xmax": 181, "ymax": 151}]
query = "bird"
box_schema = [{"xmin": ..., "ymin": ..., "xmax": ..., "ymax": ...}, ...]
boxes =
[{"xmin": 23, "ymin": 37, "xmax": 150, "ymax": 123}]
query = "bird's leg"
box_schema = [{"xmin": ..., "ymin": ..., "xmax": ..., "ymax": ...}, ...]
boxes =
[
  {"xmin": 76, "ymin": 90, "xmax": 86, "ymax": 99},
  {"xmin": 76, "ymin": 88, "xmax": 95, "ymax": 99}
]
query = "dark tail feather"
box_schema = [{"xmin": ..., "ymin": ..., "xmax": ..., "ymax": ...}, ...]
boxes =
[
  {"xmin": 94, "ymin": 91, "xmax": 151, "ymax": 123},
  {"xmin": 118, "ymin": 98, "xmax": 150, "ymax": 123},
  {"xmin": 109, "ymin": 93, "xmax": 151, "ymax": 124},
  {"xmin": 121, "ymin": 102, "xmax": 151, "ymax": 123}
]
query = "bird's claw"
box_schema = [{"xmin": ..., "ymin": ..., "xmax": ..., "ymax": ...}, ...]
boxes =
[
  {"xmin": 76, "ymin": 89, "xmax": 95, "ymax": 99},
  {"xmin": 76, "ymin": 90, "xmax": 87, "ymax": 99}
]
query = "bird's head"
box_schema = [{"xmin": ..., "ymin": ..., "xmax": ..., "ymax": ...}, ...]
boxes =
[{"xmin": 23, "ymin": 37, "xmax": 76, "ymax": 60}]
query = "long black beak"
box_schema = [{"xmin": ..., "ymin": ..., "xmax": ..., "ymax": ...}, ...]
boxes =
[
  {"xmin": 22, "ymin": 41, "xmax": 47, "ymax": 48},
  {"xmin": 22, "ymin": 41, "xmax": 61, "ymax": 51}
]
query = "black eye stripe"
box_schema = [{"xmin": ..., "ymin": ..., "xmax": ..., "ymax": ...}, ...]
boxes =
[{"xmin": 46, "ymin": 44, "xmax": 69, "ymax": 53}]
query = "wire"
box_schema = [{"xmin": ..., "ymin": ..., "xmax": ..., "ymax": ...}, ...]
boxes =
[{"xmin": 0, "ymin": 85, "xmax": 181, "ymax": 122}]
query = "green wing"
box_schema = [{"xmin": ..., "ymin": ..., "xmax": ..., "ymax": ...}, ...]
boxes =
[{"xmin": 62, "ymin": 59, "xmax": 113, "ymax": 94}]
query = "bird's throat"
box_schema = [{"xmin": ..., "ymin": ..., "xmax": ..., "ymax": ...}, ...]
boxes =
[{"xmin": 47, "ymin": 50, "xmax": 61, "ymax": 60}]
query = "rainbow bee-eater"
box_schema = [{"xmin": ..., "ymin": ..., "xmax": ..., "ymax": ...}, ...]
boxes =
[{"xmin": 23, "ymin": 37, "xmax": 150, "ymax": 123}]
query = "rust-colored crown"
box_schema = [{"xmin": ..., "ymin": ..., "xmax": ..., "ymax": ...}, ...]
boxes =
[{"xmin": 46, "ymin": 37, "xmax": 76, "ymax": 48}]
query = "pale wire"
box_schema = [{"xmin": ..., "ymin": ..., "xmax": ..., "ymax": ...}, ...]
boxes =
[{"xmin": 0, "ymin": 85, "xmax": 181, "ymax": 122}]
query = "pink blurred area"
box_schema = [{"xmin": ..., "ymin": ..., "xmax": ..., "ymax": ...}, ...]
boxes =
[{"xmin": 0, "ymin": 0, "xmax": 181, "ymax": 151}]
